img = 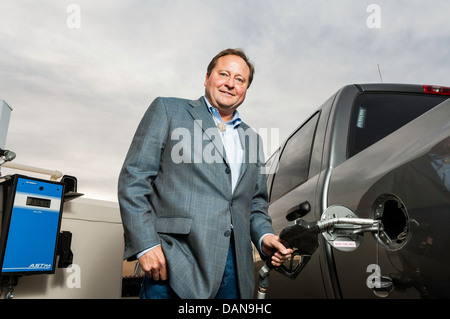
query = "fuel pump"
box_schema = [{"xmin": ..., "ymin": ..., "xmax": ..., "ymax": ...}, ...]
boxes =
[
  {"xmin": 257, "ymin": 205, "xmax": 383, "ymax": 299},
  {"xmin": 0, "ymin": 149, "xmax": 75, "ymax": 298},
  {"xmin": 0, "ymin": 101, "xmax": 78, "ymax": 298}
]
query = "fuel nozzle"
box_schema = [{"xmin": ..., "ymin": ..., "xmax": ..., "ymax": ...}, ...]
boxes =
[
  {"xmin": 257, "ymin": 219, "xmax": 320, "ymax": 299},
  {"xmin": 257, "ymin": 205, "xmax": 383, "ymax": 299}
]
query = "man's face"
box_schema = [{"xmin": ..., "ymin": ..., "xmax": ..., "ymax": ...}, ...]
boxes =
[{"xmin": 204, "ymin": 54, "xmax": 250, "ymax": 118}]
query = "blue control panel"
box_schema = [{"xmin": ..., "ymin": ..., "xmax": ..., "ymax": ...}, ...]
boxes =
[{"xmin": 0, "ymin": 176, "xmax": 64, "ymax": 274}]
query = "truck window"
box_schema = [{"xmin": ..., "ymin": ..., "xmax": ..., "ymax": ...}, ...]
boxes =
[
  {"xmin": 348, "ymin": 93, "xmax": 448, "ymax": 158},
  {"xmin": 270, "ymin": 112, "xmax": 319, "ymax": 201}
]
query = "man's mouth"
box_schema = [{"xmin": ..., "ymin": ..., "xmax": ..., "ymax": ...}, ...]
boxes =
[{"xmin": 219, "ymin": 90, "xmax": 234, "ymax": 97}]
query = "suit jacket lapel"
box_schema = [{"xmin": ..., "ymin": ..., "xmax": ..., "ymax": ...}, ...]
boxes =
[
  {"xmin": 236, "ymin": 125, "xmax": 250, "ymax": 185},
  {"xmin": 187, "ymin": 98, "xmax": 257, "ymax": 192},
  {"xmin": 188, "ymin": 97, "xmax": 228, "ymax": 164}
]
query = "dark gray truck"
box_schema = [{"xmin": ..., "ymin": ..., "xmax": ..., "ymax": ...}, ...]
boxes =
[{"xmin": 255, "ymin": 83, "xmax": 450, "ymax": 299}]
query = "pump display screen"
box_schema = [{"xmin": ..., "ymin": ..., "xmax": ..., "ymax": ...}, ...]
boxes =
[
  {"xmin": 26, "ymin": 196, "xmax": 52, "ymax": 208},
  {"xmin": 0, "ymin": 176, "xmax": 64, "ymax": 275}
]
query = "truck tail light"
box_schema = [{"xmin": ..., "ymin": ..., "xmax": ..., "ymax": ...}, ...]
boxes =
[{"xmin": 423, "ymin": 85, "xmax": 450, "ymax": 96}]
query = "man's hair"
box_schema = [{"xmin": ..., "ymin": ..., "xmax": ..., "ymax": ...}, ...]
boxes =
[{"xmin": 207, "ymin": 48, "xmax": 255, "ymax": 88}]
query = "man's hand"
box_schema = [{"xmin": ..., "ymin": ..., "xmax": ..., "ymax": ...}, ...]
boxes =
[
  {"xmin": 138, "ymin": 245, "xmax": 167, "ymax": 281},
  {"xmin": 261, "ymin": 234, "xmax": 294, "ymax": 267}
]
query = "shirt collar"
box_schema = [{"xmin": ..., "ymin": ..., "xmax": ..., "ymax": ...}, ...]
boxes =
[{"xmin": 203, "ymin": 96, "xmax": 242, "ymax": 128}]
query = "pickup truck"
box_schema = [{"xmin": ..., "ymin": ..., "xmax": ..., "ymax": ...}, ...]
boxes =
[{"xmin": 256, "ymin": 83, "xmax": 450, "ymax": 299}]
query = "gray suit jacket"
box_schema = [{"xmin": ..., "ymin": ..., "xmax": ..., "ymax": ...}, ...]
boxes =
[{"xmin": 118, "ymin": 97, "xmax": 274, "ymax": 298}]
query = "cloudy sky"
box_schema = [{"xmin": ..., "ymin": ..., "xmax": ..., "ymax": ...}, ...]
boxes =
[{"xmin": 1, "ymin": 0, "xmax": 449, "ymax": 202}]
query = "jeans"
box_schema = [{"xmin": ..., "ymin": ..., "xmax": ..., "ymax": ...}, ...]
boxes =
[{"xmin": 140, "ymin": 240, "xmax": 239, "ymax": 299}]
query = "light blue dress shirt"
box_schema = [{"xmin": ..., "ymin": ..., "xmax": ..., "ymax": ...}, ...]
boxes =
[{"xmin": 203, "ymin": 96, "xmax": 244, "ymax": 193}]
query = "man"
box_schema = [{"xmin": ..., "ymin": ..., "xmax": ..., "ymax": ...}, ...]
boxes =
[{"xmin": 118, "ymin": 48, "xmax": 292, "ymax": 299}]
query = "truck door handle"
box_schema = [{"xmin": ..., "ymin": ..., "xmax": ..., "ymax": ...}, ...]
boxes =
[{"xmin": 286, "ymin": 201, "xmax": 311, "ymax": 221}]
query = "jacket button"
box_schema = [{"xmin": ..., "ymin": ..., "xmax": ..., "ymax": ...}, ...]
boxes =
[
  {"xmin": 224, "ymin": 230, "xmax": 231, "ymax": 237},
  {"xmin": 225, "ymin": 167, "xmax": 231, "ymax": 174}
]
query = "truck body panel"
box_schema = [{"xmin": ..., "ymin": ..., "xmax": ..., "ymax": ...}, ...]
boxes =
[{"xmin": 257, "ymin": 84, "xmax": 450, "ymax": 298}]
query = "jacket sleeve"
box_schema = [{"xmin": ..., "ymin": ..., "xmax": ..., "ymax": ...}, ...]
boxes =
[
  {"xmin": 118, "ymin": 97, "xmax": 169, "ymax": 260},
  {"xmin": 249, "ymin": 132, "xmax": 275, "ymax": 249}
]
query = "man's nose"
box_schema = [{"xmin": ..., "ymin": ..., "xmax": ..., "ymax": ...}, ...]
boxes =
[{"xmin": 224, "ymin": 77, "xmax": 235, "ymax": 88}]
